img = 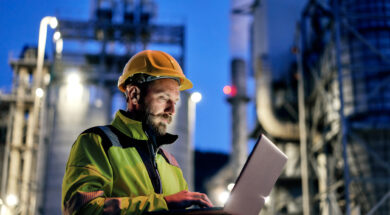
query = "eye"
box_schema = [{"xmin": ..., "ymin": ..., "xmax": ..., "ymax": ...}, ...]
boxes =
[{"xmin": 159, "ymin": 96, "xmax": 168, "ymax": 102}]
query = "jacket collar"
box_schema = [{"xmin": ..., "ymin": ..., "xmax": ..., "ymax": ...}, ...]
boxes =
[{"xmin": 111, "ymin": 110, "xmax": 178, "ymax": 146}]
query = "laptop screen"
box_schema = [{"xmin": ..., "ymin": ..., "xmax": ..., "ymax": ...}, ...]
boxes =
[
  {"xmin": 224, "ymin": 134, "xmax": 288, "ymax": 215},
  {"xmin": 145, "ymin": 134, "xmax": 288, "ymax": 215}
]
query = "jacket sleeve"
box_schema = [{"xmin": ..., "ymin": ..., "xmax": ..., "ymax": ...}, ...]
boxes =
[{"xmin": 61, "ymin": 133, "xmax": 169, "ymax": 215}]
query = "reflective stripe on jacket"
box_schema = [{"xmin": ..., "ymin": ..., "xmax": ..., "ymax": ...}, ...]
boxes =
[{"xmin": 62, "ymin": 110, "xmax": 188, "ymax": 214}]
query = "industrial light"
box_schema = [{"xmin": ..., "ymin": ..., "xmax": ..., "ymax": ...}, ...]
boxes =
[
  {"xmin": 55, "ymin": 38, "xmax": 63, "ymax": 54},
  {"xmin": 53, "ymin": 31, "xmax": 61, "ymax": 41},
  {"xmin": 65, "ymin": 72, "xmax": 83, "ymax": 102},
  {"xmin": 6, "ymin": 194, "xmax": 18, "ymax": 207},
  {"xmin": 223, "ymin": 85, "xmax": 237, "ymax": 96},
  {"xmin": 49, "ymin": 17, "xmax": 58, "ymax": 29},
  {"xmin": 35, "ymin": 88, "xmax": 44, "ymax": 98},
  {"xmin": 190, "ymin": 92, "xmax": 202, "ymax": 103},
  {"xmin": 44, "ymin": 73, "xmax": 51, "ymax": 85},
  {"xmin": 218, "ymin": 191, "xmax": 230, "ymax": 205},
  {"xmin": 227, "ymin": 183, "xmax": 235, "ymax": 191},
  {"xmin": 265, "ymin": 196, "xmax": 271, "ymax": 205},
  {"xmin": 66, "ymin": 72, "xmax": 81, "ymax": 85}
]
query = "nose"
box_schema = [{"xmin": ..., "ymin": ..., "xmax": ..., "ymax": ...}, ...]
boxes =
[{"xmin": 165, "ymin": 100, "xmax": 175, "ymax": 115}]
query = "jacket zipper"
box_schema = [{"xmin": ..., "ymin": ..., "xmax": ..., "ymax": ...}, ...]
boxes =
[{"xmin": 145, "ymin": 132, "xmax": 163, "ymax": 193}]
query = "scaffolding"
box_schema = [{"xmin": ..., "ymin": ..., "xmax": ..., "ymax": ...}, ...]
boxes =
[
  {"xmin": 297, "ymin": 0, "xmax": 390, "ymax": 214},
  {"xmin": 0, "ymin": 47, "xmax": 51, "ymax": 215}
]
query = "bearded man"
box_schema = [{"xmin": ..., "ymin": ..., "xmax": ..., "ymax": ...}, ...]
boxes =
[{"xmin": 62, "ymin": 50, "xmax": 213, "ymax": 214}]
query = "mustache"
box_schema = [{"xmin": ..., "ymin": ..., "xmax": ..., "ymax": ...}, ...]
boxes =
[{"xmin": 148, "ymin": 113, "xmax": 172, "ymax": 122}]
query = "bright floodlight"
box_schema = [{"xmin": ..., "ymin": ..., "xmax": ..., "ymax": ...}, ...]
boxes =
[
  {"xmin": 265, "ymin": 196, "xmax": 271, "ymax": 205},
  {"xmin": 35, "ymin": 88, "xmax": 44, "ymax": 98},
  {"xmin": 66, "ymin": 73, "xmax": 81, "ymax": 85},
  {"xmin": 6, "ymin": 194, "xmax": 18, "ymax": 207},
  {"xmin": 218, "ymin": 191, "xmax": 230, "ymax": 205},
  {"xmin": 65, "ymin": 71, "xmax": 83, "ymax": 102},
  {"xmin": 49, "ymin": 17, "xmax": 58, "ymax": 29},
  {"xmin": 227, "ymin": 183, "xmax": 235, "ymax": 191},
  {"xmin": 55, "ymin": 38, "xmax": 63, "ymax": 54},
  {"xmin": 190, "ymin": 92, "xmax": 202, "ymax": 103},
  {"xmin": 53, "ymin": 31, "xmax": 61, "ymax": 41}
]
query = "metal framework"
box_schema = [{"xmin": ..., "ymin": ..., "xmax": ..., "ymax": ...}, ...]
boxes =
[
  {"xmin": 54, "ymin": 2, "xmax": 185, "ymax": 89},
  {"xmin": 0, "ymin": 47, "xmax": 51, "ymax": 215},
  {"xmin": 298, "ymin": 0, "xmax": 390, "ymax": 214}
]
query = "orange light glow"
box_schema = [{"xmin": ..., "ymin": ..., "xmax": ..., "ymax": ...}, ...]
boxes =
[{"xmin": 223, "ymin": 85, "xmax": 232, "ymax": 95}]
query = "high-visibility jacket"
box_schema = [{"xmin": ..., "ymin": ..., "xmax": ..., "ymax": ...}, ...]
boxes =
[{"xmin": 62, "ymin": 110, "xmax": 188, "ymax": 215}]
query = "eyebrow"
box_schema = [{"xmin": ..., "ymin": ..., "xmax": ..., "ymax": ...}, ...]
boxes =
[{"xmin": 159, "ymin": 92, "xmax": 180, "ymax": 102}]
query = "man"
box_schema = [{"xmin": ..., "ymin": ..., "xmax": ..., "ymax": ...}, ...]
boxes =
[{"xmin": 62, "ymin": 50, "xmax": 213, "ymax": 214}]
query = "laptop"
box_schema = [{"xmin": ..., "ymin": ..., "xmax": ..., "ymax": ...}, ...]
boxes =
[{"xmin": 147, "ymin": 134, "xmax": 288, "ymax": 215}]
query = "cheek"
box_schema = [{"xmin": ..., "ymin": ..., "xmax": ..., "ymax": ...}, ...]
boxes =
[{"xmin": 146, "ymin": 100, "xmax": 164, "ymax": 114}]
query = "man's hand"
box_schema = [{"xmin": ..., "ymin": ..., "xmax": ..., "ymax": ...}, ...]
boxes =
[{"xmin": 164, "ymin": 190, "xmax": 214, "ymax": 209}]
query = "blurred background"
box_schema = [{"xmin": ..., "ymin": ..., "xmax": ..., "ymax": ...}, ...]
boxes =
[{"xmin": 0, "ymin": 0, "xmax": 389, "ymax": 214}]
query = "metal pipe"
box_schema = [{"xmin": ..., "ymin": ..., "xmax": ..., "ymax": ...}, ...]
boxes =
[
  {"xmin": 21, "ymin": 105, "xmax": 35, "ymax": 215},
  {"xmin": 333, "ymin": 1, "xmax": 350, "ymax": 214},
  {"xmin": 20, "ymin": 16, "xmax": 57, "ymax": 215},
  {"xmin": 229, "ymin": 59, "xmax": 249, "ymax": 177},
  {"xmin": 297, "ymin": 19, "xmax": 311, "ymax": 215},
  {"xmin": 255, "ymin": 59, "xmax": 300, "ymax": 140},
  {"xmin": 6, "ymin": 68, "xmax": 29, "ymax": 214},
  {"xmin": 1, "ymin": 96, "xmax": 15, "ymax": 207},
  {"xmin": 187, "ymin": 93, "xmax": 197, "ymax": 191}
]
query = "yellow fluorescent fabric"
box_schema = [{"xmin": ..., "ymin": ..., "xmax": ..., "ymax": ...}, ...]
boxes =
[{"xmin": 62, "ymin": 110, "xmax": 188, "ymax": 214}]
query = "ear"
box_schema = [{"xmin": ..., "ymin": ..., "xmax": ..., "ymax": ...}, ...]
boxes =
[{"xmin": 125, "ymin": 85, "xmax": 141, "ymax": 110}]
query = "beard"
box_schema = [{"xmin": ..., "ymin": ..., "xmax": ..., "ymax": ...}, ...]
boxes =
[{"xmin": 144, "ymin": 108, "xmax": 172, "ymax": 136}]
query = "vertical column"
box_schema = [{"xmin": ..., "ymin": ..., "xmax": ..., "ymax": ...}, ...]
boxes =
[
  {"xmin": 333, "ymin": 1, "xmax": 350, "ymax": 214},
  {"xmin": 229, "ymin": 0, "xmax": 251, "ymax": 178},
  {"xmin": 6, "ymin": 68, "xmax": 29, "ymax": 213},
  {"xmin": 20, "ymin": 104, "xmax": 35, "ymax": 215},
  {"xmin": 229, "ymin": 59, "xmax": 249, "ymax": 177},
  {"xmin": 297, "ymin": 18, "xmax": 311, "ymax": 215}
]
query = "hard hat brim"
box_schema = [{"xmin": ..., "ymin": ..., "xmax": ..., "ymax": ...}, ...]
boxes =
[{"xmin": 118, "ymin": 73, "xmax": 193, "ymax": 92}]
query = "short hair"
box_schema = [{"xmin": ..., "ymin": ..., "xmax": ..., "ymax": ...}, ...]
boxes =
[{"xmin": 124, "ymin": 74, "xmax": 151, "ymax": 102}]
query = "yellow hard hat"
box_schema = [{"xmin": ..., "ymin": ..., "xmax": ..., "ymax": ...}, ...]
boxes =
[{"xmin": 118, "ymin": 50, "xmax": 193, "ymax": 92}]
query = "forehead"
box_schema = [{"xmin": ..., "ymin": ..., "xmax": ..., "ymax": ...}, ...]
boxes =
[{"xmin": 147, "ymin": 78, "xmax": 180, "ymax": 97}]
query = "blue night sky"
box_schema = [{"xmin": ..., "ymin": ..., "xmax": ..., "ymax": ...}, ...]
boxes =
[{"xmin": 0, "ymin": 0, "xmax": 255, "ymax": 153}]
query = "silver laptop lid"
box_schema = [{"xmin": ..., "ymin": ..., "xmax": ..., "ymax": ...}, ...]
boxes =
[{"xmin": 224, "ymin": 134, "xmax": 288, "ymax": 215}]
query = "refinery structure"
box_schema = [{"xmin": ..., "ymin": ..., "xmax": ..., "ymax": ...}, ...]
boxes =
[{"xmin": 0, "ymin": 0, "xmax": 389, "ymax": 215}]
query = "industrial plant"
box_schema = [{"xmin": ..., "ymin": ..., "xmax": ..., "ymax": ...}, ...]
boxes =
[{"xmin": 0, "ymin": 0, "xmax": 389, "ymax": 214}]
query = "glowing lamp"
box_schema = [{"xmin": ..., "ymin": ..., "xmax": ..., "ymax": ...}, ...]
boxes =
[
  {"xmin": 6, "ymin": 194, "xmax": 18, "ymax": 207},
  {"xmin": 190, "ymin": 92, "xmax": 202, "ymax": 103},
  {"xmin": 223, "ymin": 85, "xmax": 237, "ymax": 96}
]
